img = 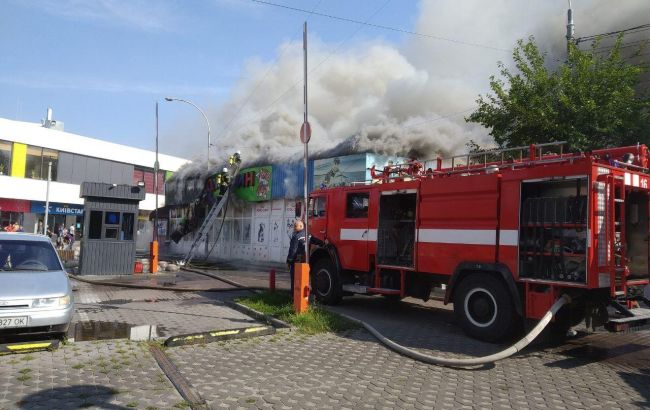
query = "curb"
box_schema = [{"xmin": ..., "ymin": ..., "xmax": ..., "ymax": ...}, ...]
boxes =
[
  {"xmin": 0, "ymin": 339, "xmax": 60, "ymax": 354},
  {"xmin": 69, "ymin": 274, "xmax": 256, "ymax": 293},
  {"xmin": 225, "ymin": 300, "xmax": 293, "ymax": 330},
  {"xmin": 164, "ymin": 325, "xmax": 276, "ymax": 347}
]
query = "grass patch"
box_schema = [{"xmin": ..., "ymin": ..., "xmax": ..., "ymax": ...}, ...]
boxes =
[{"xmin": 235, "ymin": 291, "xmax": 357, "ymax": 335}]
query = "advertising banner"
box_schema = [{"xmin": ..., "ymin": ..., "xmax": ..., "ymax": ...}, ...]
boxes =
[
  {"xmin": 313, "ymin": 154, "xmax": 367, "ymax": 188},
  {"xmin": 234, "ymin": 166, "xmax": 272, "ymax": 202},
  {"xmin": 30, "ymin": 201, "xmax": 84, "ymax": 216}
]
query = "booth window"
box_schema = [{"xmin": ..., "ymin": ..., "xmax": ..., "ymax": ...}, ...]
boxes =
[
  {"xmin": 121, "ymin": 213, "xmax": 135, "ymax": 241},
  {"xmin": 89, "ymin": 211, "xmax": 103, "ymax": 239},
  {"xmin": 88, "ymin": 210, "xmax": 135, "ymax": 241},
  {"xmin": 346, "ymin": 192, "xmax": 369, "ymax": 218}
]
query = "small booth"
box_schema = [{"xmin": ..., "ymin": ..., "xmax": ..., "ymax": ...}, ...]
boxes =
[{"xmin": 79, "ymin": 182, "xmax": 145, "ymax": 275}]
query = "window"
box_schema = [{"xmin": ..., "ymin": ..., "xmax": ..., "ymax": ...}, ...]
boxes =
[
  {"xmin": 0, "ymin": 140, "xmax": 11, "ymax": 176},
  {"xmin": 346, "ymin": 192, "xmax": 369, "ymax": 218},
  {"xmin": 24, "ymin": 146, "xmax": 58, "ymax": 180},
  {"xmin": 88, "ymin": 210, "xmax": 135, "ymax": 241},
  {"xmin": 89, "ymin": 211, "xmax": 103, "ymax": 239},
  {"xmin": 121, "ymin": 213, "xmax": 135, "ymax": 241},
  {"xmin": 311, "ymin": 196, "xmax": 327, "ymax": 218},
  {"xmin": 0, "ymin": 240, "xmax": 62, "ymax": 271}
]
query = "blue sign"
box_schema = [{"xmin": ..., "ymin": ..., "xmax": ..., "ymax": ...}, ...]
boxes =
[{"xmin": 30, "ymin": 201, "xmax": 84, "ymax": 216}]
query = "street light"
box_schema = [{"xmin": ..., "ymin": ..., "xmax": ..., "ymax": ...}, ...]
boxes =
[{"xmin": 164, "ymin": 97, "xmax": 212, "ymax": 171}]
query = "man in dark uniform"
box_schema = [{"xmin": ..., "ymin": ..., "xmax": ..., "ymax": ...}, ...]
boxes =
[{"xmin": 286, "ymin": 218, "xmax": 326, "ymax": 295}]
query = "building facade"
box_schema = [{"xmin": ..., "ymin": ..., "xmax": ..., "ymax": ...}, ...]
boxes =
[
  {"xmin": 164, "ymin": 152, "xmax": 400, "ymax": 264},
  {"xmin": 0, "ymin": 116, "xmax": 189, "ymax": 249}
]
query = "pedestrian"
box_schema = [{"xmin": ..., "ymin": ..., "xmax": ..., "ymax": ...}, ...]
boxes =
[{"xmin": 286, "ymin": 218, "xmax": 327, "ymax": 296}]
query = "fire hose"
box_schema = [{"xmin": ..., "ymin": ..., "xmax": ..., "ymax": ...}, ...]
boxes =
[{"xmin": 338, "ymin": 294, "xmax": 572, "ymax": 367}]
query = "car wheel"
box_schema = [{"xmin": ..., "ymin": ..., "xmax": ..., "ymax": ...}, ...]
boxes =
[
  {"xmin": 311, "ymin": 258, "xmax": 342, "ymax": 305},
  {"xmin": 453, "ymin": 273, "xmax": 517, "ymax": 342}
]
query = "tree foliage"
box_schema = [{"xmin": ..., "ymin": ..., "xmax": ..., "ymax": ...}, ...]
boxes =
[{"xmin": 467, "ymin": 37, "xmax": 650, "ymax": 150}]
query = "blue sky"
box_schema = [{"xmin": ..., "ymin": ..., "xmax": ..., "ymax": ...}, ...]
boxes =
[{"xmin": 0, "ymin": 0, "xmax": 420, "ymax": 155}]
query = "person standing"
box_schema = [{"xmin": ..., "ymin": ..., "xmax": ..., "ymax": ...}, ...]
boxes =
[{"xmin": 286, "ymin": 218, "xmax": 327, "ymax": 296}]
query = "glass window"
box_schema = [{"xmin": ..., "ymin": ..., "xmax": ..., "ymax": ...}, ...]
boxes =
[
  {"xmin": 105, "ymin": 212, "xmax": 120, "ymax": 225},
  {"xmin": 121, "ymin": 213, "xmax": 135, "ymax": 241},
  {"xmin": 311, "ymin": 196, "xmax": 327, "ymax": 218},
  {"xmin": 42, "ymin": 149, "xmax": 58, "ymax": 181},
  {"xmin": 88, "ymin": 211, "xmax": 102, "ymax": 239},
  {"xmin": 0, "ymin": 240, "xmax": 62, "ymax": 271},
  {"xmin": 346, "ymin": 192, "xmax": 370, "ymax": 218},
  {"xmin": 0, "ymin": 140, "xmax": 11, "ymax": 176},
  {"xmin": 104, "ymin": 227, "xmax": 118, "ymax": 239},
  {"xmin": 25, "ymin": 146, "xmax": 43, "ymax": 180}
]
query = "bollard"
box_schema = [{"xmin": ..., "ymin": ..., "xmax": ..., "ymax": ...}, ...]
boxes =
[
  {"xmin": 269, "ymin": 269, "xmax": 276, "ymax": 292},
  {"xmin": 150, "ymin": 241, "xmax": 158, "ymax": 274},
  {"xmin": 293, "ymin": 263, "xmax": 310, "ymax": 313}
]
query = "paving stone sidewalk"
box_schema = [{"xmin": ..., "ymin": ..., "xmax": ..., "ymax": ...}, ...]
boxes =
[
  {"xmin": 0, "ymin": 340, "xmax": 185, "ymax": 410},
  {"xmin": 167, "ymin": 329, "xmax": 650, "ymax": 409},
  {"xmin": 70, "ymin": 278, "xmax": 260, "ymax": 341}
]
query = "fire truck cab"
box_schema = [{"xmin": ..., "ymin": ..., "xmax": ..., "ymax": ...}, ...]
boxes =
[{"xmin": 308, "ymin": 142, "xmax": 650, "ymax": 342}]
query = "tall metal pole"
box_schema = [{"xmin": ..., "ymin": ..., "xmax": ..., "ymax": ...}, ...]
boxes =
[
  {"xmin": 44, "ymin": 161, "xmax": 51, "ymax": 234},
  {"xmin": 154, "ymin": 101, "xmax": 159, "ymax": 243},
  {"xmin": 303, "ymin": 21, "xmax": 310, "ymax": 265},
  {"xmin": 566, "ymin": 0, "xmax": 575, "ymax": 56}
]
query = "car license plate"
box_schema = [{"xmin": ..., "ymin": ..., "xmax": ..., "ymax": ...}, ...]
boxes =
[{"xmin": 0, "ymin": 317, "xmax": 28, "ymax": 329}]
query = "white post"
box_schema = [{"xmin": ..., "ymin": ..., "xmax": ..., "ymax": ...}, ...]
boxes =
[
  {"xmin": 44, "ymin": 161, "xmax": 52, "ymax": 234},
  {"xmin": 303, "ymin": 21, "xmax": 310, "ymax": 265}
]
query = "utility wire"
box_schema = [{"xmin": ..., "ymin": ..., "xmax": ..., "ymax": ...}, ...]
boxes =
[
  {"xmin": 576, "ymin": 23, "xmax": 650, "ymax": 43},
  {"xmin": 214, "ymin": 0, "xmax": 324, "ymax": 145},
  {"xmin": 225, "ymin": 0, "xmax": 393, "ymax": 140},
  {"xmin": 249, "ymin": 0, "xmax": 509, "ymax": 52}
]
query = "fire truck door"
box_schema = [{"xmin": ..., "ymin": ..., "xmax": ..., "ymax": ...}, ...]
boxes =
[
  {"xmin": 309, "ymin": 195, "xmax": 328, "ymax": 243},
  {"xmin": 338, "ymin": 191, "xmax": 371, "ymax": 272}
]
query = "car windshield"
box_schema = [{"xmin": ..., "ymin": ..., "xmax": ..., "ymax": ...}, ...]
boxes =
[{"xmin": 0, "ymin": 240, "xmax": 62, "ymax": 272}]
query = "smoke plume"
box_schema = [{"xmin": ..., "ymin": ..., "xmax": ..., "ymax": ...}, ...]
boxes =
[{"xmin": 165, "ymin": 0, "xmax": 650, "ymax": 165}]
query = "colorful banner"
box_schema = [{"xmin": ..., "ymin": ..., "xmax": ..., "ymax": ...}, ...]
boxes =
[
  {"xmin": 233, "ymin": 166, "xmax": 272, "ymax": 202},
  {"xmin": 313, "ymin": 154, "xmax": 367, "ymax": 188}
]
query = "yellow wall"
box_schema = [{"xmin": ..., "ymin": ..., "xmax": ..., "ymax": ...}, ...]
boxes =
[{"xmin": 11, "ymin": 143, "xmax": 26, "ymax": 177}]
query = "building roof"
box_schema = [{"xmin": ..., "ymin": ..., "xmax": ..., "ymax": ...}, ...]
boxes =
[{"xmin": 0, "ymin": 118, "xmax": 189, "ymax": 171}]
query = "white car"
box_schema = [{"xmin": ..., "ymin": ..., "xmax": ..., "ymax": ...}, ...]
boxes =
[{"xmin": 0, "ymin": 232, "xmax": 74, "ymax": 338}]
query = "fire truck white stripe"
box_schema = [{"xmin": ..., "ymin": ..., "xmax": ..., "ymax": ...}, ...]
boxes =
[
  {"xmin": 417, "ymin": 229, "xmax": 519, "ymax": 246},
  {"xmin": 340, "ymin": 229, "xmax": 377, "ymax": 241},
  {"xmin": 625, "ymin": 172, "xmax": 632, "ymax": 186},
  {"xmin": 633, "ymin": 174, "xmax": 640, "ymax": 187}
]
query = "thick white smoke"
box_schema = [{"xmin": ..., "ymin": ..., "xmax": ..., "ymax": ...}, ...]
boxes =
[{"xmin": 165, "ymin": 0, "xmax": 649, "ymax": 164}]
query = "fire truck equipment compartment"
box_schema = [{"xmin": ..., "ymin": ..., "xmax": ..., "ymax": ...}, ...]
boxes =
[
  {"xmin": 519, "ymin": 178, "xmax": 588, "ymax": 283},
  {"xmin": 377, "ymin": 193, "xmax": 417, "ymax": 267}
]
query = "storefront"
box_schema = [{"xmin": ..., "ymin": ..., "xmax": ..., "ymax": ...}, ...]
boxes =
[
  {"xmin": 0, "ymin": 198, "xmax": 29, "ymax": 230},
  {"xmin": 28, "ymin": 201, "xmax": 84, "ymax": 236}
]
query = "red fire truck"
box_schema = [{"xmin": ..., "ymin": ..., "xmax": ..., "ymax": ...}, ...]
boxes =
[{"xmin": 307, "ymin": 142, "xmax": 650, "ymax": 341}]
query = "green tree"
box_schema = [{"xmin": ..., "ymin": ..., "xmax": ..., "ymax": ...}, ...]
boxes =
[{"xmin": 467, "ymin": 37, "xmax": 650, "ymax": 150}]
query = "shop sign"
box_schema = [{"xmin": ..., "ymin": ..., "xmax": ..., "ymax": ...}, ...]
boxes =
[
  {"xmin": 0, "ymin": 198, "xmax": 30, "ymax": 213},
  {"xmin": 233, "ymin": 166, "xmax": 272, "ymax": 202},
  {"xmin": 30, "ymin": 201, "xmax": 84, "ymax": 216}
]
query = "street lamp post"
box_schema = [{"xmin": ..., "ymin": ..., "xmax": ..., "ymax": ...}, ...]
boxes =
[{"xmin": 164, "ymin": 97, "xmax": 212, "ymax": 171}]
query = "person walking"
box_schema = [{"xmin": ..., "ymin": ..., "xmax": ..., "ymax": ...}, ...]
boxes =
[{"xmin": 286, "ymin": 218, "xmax": 327, "ymax": 296}]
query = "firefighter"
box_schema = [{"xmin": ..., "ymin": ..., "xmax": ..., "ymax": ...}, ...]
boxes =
[{"xmin": 286, "ymin": 219, "xmax": 327, "ymax": 296}]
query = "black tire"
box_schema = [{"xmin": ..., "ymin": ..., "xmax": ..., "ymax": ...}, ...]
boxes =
[
  {"xmin": 453, "ymin": 273, "xmax": 517, "ymax": 343},
  {"xmin": 311, "ymin": 258, "xmax": 342, "ymax": 305}
]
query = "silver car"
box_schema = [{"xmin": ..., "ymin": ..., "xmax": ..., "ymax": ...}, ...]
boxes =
[{"xmin": 0, "ymin": 232, "xmax": 74, "ymax": 338}]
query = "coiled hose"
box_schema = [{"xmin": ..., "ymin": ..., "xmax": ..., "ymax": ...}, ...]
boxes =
[{"xmin": 338, "ymin": 294, "xmax": 572, "ymax": 367}]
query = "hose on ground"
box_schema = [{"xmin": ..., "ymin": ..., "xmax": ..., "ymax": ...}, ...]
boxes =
[{"xmin": 338, "ymin": 294, "xmax": 572, "ymax": 368}]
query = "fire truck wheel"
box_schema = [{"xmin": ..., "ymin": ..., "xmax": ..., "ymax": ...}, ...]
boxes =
[
  {"xmin": 311, "ymin": 259, "xmax": 342, "ymax": 305},
  {"xmin": 454, "ymin": 274, "xmax": 516, "ymax": 342}
]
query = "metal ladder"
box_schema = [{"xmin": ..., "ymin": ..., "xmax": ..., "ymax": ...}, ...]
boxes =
[
  {"xmin": 181, "ymin": 189, "xmax": 231, "ymax": 266},
  {"xmin": 181, "ymin": 164, "xmax": 240, "ymax": 265},
  {"xmin": 609, "ymin": 174, "xmax": 630, "ymax": 306}
]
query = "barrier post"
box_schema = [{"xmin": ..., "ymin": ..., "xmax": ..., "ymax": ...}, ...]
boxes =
[
  {"xmin": 269, "ymin": 269, "xmax": 276, "ymax": 292},
  {"xmin": 150, "ymin": 241, "xmax": 158, "ymax": 273},
  {"xmin": 293, "ymin": 263, "xmax": 310, "ymax": 313}
]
